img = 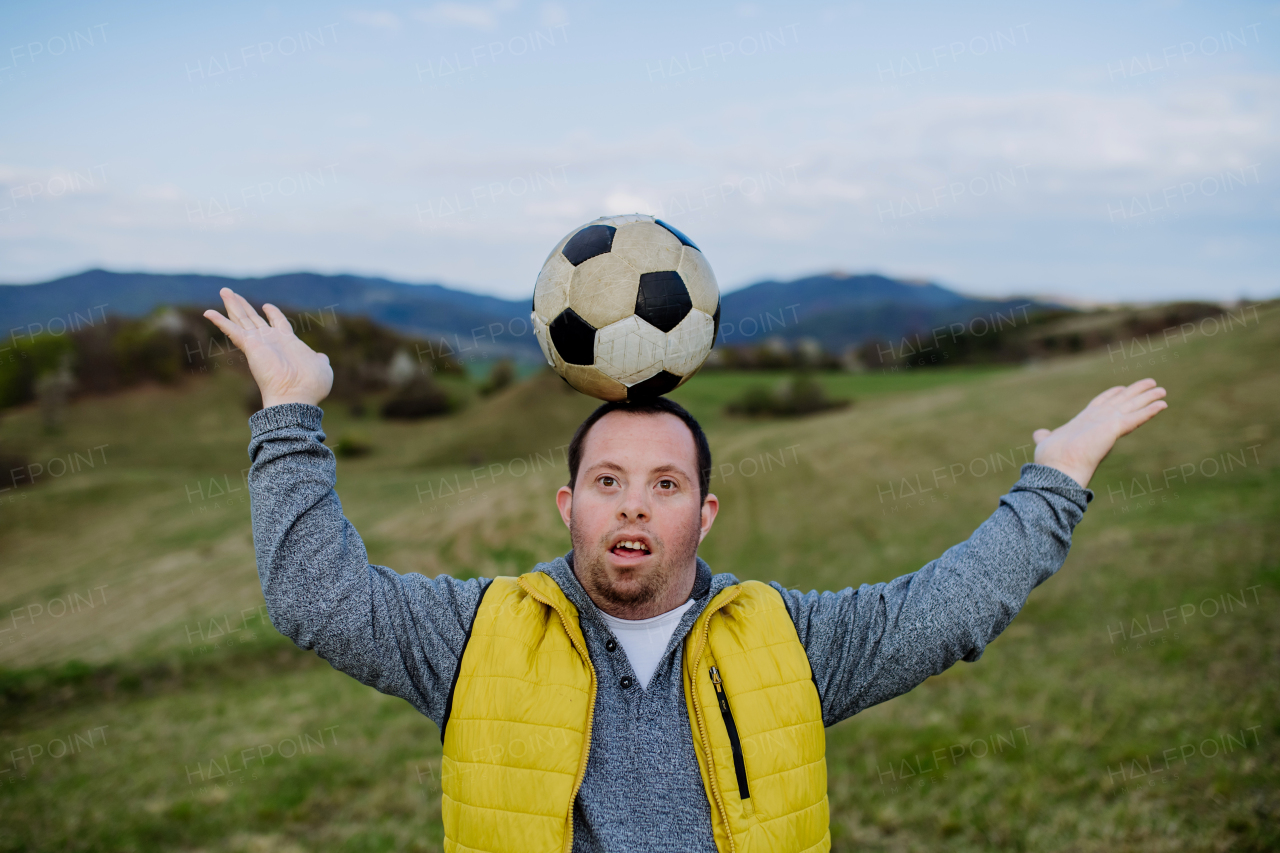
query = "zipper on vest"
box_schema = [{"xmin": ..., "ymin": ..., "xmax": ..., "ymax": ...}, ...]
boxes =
[
  {"xmin": 688, "ymin": 588, "xmax": 741, "ymax": 852},
  {"xmin": 709, "ymin": 666, "xmax": 752, "ymax": 803}
]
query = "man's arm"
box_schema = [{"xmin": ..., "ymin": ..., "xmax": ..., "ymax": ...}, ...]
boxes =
[
  {"xmin": 247, "ymin": 402, "xmax": 487, "ymax": 725},
  {"xmin": 207, "ymin": 288, "xmax": 485, "ymax": 726},
  {"xmin": 776, "ymin": 379, "xmax": 1167, "ymax": 725},
  {"xmin": 773, "ymin": 463, "xmax": 1087, "ymax": 725}
]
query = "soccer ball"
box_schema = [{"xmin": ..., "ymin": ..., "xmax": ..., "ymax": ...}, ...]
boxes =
[{"xmin": 531, "ymin": 214, "xmax": 720, "ymax": 401}]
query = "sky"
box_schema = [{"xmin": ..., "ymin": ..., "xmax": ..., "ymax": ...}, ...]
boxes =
[{"xmin": 0, "ymin": 0, "xmax": 1276, "ymax": 303}]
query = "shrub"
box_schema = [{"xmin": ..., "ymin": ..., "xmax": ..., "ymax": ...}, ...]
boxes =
[
  {"xmin": 112, "ymin": 324, "xmax": 184, "ymax": 384},
  {"xmin": 380, "ymin": 375, "xmax": 452, "ymax": 419},
  {"xmin": 334, "ymin": 434, "xmax": 373, "ymax": 458},
  {"xmin": 479, "ymin": 359, "xmax": 515, "ymax": 396},
  {"xmin": 0, "ymin": 333, "xmax": 74, "ymax": 409},
  {"xmin": 726, "ymin": 373, "xmax": 850, "ymax": 417},
  {"xmin": 0, "ymin": 442, "xmax": 29, "ymax": 490}
]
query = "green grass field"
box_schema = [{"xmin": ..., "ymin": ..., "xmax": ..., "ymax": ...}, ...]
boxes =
[{"xmin": 1, "ymin": 309, "xmax": 1277, "ymax": 852}]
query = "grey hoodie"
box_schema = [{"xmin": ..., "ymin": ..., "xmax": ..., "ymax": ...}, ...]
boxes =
[{"xmin": 246, "ymin": 402, "xmax": 1091, "ymax": 851}]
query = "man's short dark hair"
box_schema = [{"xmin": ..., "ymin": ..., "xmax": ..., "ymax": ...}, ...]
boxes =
[{"xmin": 566, "ymin": 397, "xmax": 712, "ymax": 504}]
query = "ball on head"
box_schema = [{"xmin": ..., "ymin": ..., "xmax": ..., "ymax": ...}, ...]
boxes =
[{"xmin": 531, "ymin": 214, "xmax": 721, "ymax": 401}]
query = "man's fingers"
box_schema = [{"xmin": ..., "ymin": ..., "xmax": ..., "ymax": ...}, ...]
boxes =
[
  {"xmin": 1118, "ymin": 399, "xmax": 1169, "ymax": 436},
  {"xmin": 262, "ymin": 303, "xmax": 295, "ymax": 335},
  {"xmin": 1122, "ymin": 386, "xmax": 1166, "ymax": 413},
  {"xmin": 239, "ymin": 293, "xmax": 271, "ymax": 330},
  {"xmin": 1120, "ymin": 378, "xmax": 1159, "ymax": 400},
  {"xmin": 220, "ymin": 288, "xmax": 251, "ymax": 327},
  {"xmin": 202, "ymin": 309, "xmax": 246, "ymax": 347},
  {"xmin": 1032, "ymin": 428, "xmax": 1052, "ymax": 445},
  {"xmin": 1088, "ymin": 385, "xmax": 1127, "ymax": 407},
  {"xmin": 216, "ymin": 288, "xmax": 249, "ymax": 331},
  {"xmin": 226, "ymin": 289, "xmax": 269, "ymax": 330}
]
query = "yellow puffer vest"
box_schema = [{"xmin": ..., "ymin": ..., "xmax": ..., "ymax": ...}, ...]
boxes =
[{"xmin": 440, "ymin": 572, "xmax": 829, "ymax": 853}]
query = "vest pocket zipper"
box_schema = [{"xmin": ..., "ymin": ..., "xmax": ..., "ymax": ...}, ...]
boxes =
[{"xmin": 709, "ymin": 665, "xmax": 751, "ymax": 802}]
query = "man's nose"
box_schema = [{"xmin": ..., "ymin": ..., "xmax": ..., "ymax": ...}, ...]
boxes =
[{"xmin": 617, "ymin": 484, "xmax": 650, "ymax": 520}]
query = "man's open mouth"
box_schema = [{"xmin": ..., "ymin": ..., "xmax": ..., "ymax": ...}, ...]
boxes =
[{"xmin": 610, "ymin": 538, "xmax": 651, "ymax": 557}]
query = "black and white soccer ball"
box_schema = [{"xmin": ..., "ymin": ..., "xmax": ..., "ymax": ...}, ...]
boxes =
[{"xmin": 531, "ymin": 214, "xmax": 720, "ymax": 401}]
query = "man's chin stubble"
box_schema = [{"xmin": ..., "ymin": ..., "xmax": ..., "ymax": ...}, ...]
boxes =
[
  {"xmin": 575, "ymin": 538, "xmax": 666, "ymax": 609},
  {"xmin": 570, "ymin": 520, "xmax": 701, "ymax": 612}
]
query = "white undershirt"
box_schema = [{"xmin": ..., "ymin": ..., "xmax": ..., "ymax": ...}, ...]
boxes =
[{"xmin": 598, "ymin": 599, "xmax": 695, "ymax": 689}]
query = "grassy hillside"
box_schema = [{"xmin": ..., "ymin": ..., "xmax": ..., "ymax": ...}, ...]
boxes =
[{"xmin": 0, "ymin": 308, "xmax": 1276, "ymax": 852}]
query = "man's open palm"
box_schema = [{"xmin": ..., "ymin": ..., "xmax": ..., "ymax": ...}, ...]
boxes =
[
  {"xmin": 203, "ymin": 288, "xmax": 334, "ymax": 408},
  {"xmin": 1032, "ymin": 378, "xmax": 1168, "ymax": 489}
]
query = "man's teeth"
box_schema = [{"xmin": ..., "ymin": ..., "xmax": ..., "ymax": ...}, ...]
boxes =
[{"xmin": 615, "ymin": 541, "xmax": 649, "ymax": 552}]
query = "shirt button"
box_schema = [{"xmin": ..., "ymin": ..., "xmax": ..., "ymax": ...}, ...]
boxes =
[
  {"xmin": 620, "ymin": 676, "xmax": 633, "ymax": 689},
  {"xmin": 606, "ymin": 639, "xmax": 618, "ymax": 652}
]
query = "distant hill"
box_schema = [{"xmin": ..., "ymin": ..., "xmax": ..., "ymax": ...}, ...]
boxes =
[
  {"xmin": 0, "ymin": 269, "xmax": 536, "ymax": 358},
  {"xmin": 717, "ymin": 273, "xmax": 1059, "ymax": 352},
  {"xmin": 0, "ymin": 269, "xmax": 1061, "ymax": 358}
]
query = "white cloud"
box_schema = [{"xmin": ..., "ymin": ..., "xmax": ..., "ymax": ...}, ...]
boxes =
[
  {"xmin": 604, "ymin": 191, "xmax": 659, "ymax": 216},
  {"xmin": 415, "ymin": 1, "xmax": 520, "ymax": 30},
  {"xmin": 136, "ymin": 184, "xmax": 184, "ymax": 201},
  {"xmin": 0, "ymin": 163, "xmax": 111, "ymax": 203},
  {"xmin": 538, "ymin": 2, "xmax": 568, "ymax": 28},
  {"xmin": 721, "ymin": 74, "xmax": 1278, "ymax": 212}
]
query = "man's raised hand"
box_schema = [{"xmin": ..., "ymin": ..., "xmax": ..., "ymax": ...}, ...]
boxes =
[
  {"xmin": 203, "ymin": 288, "xmax": 334, "ymax": 409},
  {"xmin": 1031, "ymin": 378, "xmax": 1168, "ymax": 489}
]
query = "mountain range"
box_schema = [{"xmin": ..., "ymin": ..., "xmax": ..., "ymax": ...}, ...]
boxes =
[{"xmin": 0, "ymin": 269, "xmax": 1059, "ymax": 358}]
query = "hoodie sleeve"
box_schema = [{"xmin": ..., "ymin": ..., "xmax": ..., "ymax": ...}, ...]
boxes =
[
  {"xmin": 772, "ymin": 463, "xmax": 1091, "ymax": 726},
  {"xmin": 246, "ymin": 402, "xmax": 489, "ymax": 726}
]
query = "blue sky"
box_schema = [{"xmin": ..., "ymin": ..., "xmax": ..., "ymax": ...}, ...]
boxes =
[{"xmin": 1, "ymin": 0, "xmax": 1276, "ymax": 303}]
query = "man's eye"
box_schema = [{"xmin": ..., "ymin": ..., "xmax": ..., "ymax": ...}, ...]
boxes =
[
  {"xmin": 658, "ymin": 479, "xmax": 675, "ymax": 490},
  {"xmin": 599, "ymin": 476, "xmax": 616, "ymax": 487}
]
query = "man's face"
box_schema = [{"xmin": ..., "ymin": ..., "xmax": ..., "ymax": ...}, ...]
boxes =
[{"xmin": 556, "ymin": 411, "xmax": 719, "ymax": 619}]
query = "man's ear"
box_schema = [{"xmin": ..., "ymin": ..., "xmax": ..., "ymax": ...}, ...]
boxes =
[
  {"xmin": 698, "ymin": 493, "xmax": 719, "ymax": 543},
  {"xmin": 555, "ymin": 485, "xmax": 573, "ymax": 529}
]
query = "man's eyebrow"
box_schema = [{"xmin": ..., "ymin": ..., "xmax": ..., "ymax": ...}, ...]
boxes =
[
  {"xmin": 583, "ymin": 460, "xmax": 627, "ymax": 475},
  {"xmin": 583, "ymin": 461, "xmax": 692, "ymax": 479}
]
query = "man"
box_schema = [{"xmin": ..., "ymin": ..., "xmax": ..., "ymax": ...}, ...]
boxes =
[{"xmin": 205, "ymin": 287, "xmax": 1167, "ymax": 852}]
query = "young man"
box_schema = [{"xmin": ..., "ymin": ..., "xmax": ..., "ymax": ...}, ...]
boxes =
[{"xmin": 206, "ymin": 288, "xmax": 1167, "ymax": 853}]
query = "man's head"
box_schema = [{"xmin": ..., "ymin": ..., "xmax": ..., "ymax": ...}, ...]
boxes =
[{"xmin": 556, "ymin": 398, "xmax": 718, "ymax": 620}]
